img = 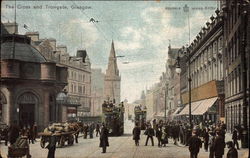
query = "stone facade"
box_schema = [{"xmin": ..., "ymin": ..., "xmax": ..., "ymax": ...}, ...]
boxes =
[
  {"xmin": 25, "ymin": 31, "xmax": 92, "ymax": 121},
  {"xmin": 104, "ymin": 41, "xmax": 121, "ymax": 104},
  {"xmin": 221, "ymin": 0, "xmax": 250, "ymax": 132},
  {"xmin": 177, "ymin": 9, "xmax": 225, "ymax": 123},
  {"xmin": 91, "ymin": 68, "xmax": 105, "ymax": 116},
  {"xmin": 0, "ymin": 31, "xmax": 67, "ymax": 130}
]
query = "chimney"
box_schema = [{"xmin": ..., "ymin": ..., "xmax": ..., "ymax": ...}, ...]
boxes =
[
  {"xmin": 25, "ymin": 32, "xmax": 39, "ymax": 41},
  {"xmin": 76, "ymin": 49, "xmax": 87, "ymax": 62},
  {"xmin": 57, "ymin": 45, "xmax": 67, "ymax": 54},
  {"xmin": 3, "ymin": 22, "xmax": 18, "ymax": 34},
  {"xmin": 48, "ymin": 38, "xmax": 56, "ymax": 51}
]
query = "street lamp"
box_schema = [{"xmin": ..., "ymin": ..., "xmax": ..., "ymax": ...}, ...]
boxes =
[
  {"xmin": 176, "ymin": 46, "xmax": 192, "ymax": 129},
  {"xmin": 56, "ymin": 90, "xmax": 68, "ymax": 122}
]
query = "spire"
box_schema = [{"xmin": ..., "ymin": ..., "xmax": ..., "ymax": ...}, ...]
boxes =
[{"xmin": 106, "ymin": 40, "xmax": 119, "ymax": 76}]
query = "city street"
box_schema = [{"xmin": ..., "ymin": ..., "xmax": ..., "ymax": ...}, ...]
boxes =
[{"xmin": 0, "ymin": 120, "xmax": 248, "ymax": 158}]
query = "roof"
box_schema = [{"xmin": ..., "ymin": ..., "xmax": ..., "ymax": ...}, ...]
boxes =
[{"xmin": 1, "ymin": 34, "xmax": 46, "ymax": 63}]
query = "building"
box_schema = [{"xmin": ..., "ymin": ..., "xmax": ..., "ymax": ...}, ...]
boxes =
[
  {"xmin": 91, "ymin": 68, "xmax": 105, "ymax": 116},
  {"xmin": 221, "ymin": 0, "xmax": 250, "ymax": 141},
  {"xmin": 166, "ymin": 46, "xmax": 181, "ymax": 119},
  {"xmin": 104, "ymin": 41, "xmax": 121, "ymax": 104},
  {"xmin": 0, "ymin": 23, "xmax": 67, "ymax": 130},
  {"xmin": 177, "ymin": 9, "xmax": 225, "ymax": 124},
  {"xmin": 25, "ymin": 31, "xmax": 92, "ymax": 121}
]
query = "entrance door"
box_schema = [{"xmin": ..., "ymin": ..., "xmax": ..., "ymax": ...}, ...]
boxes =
[{"xmin": 19, "ymin": 104, "xmax": 35, "ymax": 128}]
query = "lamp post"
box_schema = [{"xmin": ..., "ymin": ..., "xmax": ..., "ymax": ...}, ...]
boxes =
[
  {"xmin": 241, "ymin": 0, "xmax": 249, "ymax": 149},
  {"xmin": 176, "ymin": 47, "xmax": 192, "ymax": 129},
  {"xmin": 164, "ymin": 83, "xmax": 168, "ymax": 123}
]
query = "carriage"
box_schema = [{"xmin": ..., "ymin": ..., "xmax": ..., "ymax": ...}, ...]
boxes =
[
  {"xmin": 38, "ymin": 122, "xmax": 81, "ymax": 148},
  {"xmin": 102, "ymin": 102, "xmax": 124, "ymax": 136},
  {"xmin": 134, "ymin": 105, "xmax": 147, "ymax": 130},
  {"xmin": 7, "ymin": 136, "xmax": 31, "ymax": 158}
]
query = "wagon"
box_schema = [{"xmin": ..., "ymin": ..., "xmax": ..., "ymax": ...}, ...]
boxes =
[{"xmin": 38, "ymin": 131, "xmax": 75, "ymax": 148}]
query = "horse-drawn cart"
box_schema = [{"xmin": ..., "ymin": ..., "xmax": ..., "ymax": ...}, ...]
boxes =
[{"xmin": 38, "ymin": 131, "xmax": 75, "ymax": 148}]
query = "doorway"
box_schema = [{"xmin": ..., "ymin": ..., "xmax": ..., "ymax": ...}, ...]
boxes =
[{"xmin": 19, "ymin": 104, "xmax": 35, "ymax": 128}]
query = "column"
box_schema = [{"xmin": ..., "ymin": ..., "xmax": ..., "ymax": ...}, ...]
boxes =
[{"xmin": 44, "ymin": 91, "xmax": 50, "ymax": 127}]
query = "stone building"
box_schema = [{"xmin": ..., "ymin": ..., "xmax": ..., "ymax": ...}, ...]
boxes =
[
  {"xmin": 91, "ymin": 68, "xmax": 105, "ymax": 116},
  {"xmin": 104, "ymin": 41, "xmax": 121, "ymax": 104},
  {"xmin": 25, "ymin": 31, "xmax": 92, "ymax": 121},
  {"xmin": 178, "ymin": 9, "xmax": 225, "ymax": 124},
  {"xmin": 0, "ymin": 26, "xmax": 67, "ymax": 130},
  {"xmin": 221, "ymin": 0, "xmax": 250, "ymax": 134},
  {"xmin": 166, "ymin": 46, "xmax": 181, "ymax": 119}
]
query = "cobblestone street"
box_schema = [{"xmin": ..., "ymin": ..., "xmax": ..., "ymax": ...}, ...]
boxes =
[{"xmin": 0, "ymin": 121, "xmax": 248, "ymax": 158}]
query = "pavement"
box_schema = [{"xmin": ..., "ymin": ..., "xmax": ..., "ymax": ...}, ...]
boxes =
[{"xmin": 0, "ymin": 120, "xmax": 249, "ymax": 158}]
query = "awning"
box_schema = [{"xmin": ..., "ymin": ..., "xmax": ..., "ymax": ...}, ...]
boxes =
[
  {"xmin": 192, "ymin": 97, "xmax": 218, "ymax": 115},
  {"xmin": 172, "ymin": 107, "xmax": 182, "ymax": 116},
  {"xmin": 178, "ymin": 100, "xmax": 203, "ymax": 115}
]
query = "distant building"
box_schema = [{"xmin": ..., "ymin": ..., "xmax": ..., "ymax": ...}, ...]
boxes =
[
  {"xmin": 91, "ymin": 68, "xmax": 105, "ymax": 116},
  {"xmin": 104, "ymin": 41, "xmax": 121, "ymax": 104}
]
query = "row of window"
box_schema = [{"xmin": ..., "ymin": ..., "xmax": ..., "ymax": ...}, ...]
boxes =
[
  {"xmin": 69, "ymin": 82, "xmax": 86, "ymax": 95},
  {"xmin": 69, "ymin": 70, "xmax": 86, "ymax": 82},
  {"xmin": 225, "ymin": 65, "xmax": 242, "ymax": 98},
  {"xmin": 225, "ymin": 104, "xmax": 242, "ymax": 132}
]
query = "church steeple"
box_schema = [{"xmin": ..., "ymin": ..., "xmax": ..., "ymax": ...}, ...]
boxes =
[
  {"xmin": 106, "ymin": 40, "xmax": 119, "ymax": 76},
  {"xmin": 104, "ymin": 40, "xmax": 121, "ymax": 103}
]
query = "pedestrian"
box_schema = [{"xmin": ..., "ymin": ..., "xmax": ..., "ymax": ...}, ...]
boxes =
[
  {"xmin": 203, "ymin": 128, "xmax": 209, "ymax": 152},
  {"xmin": 145, "ymin": 124, "xmax": 154, "ymax": 146},
  {"xmin": 46, "ymin": 129, "xmax": 57, "ymax": 158},
  {"xmin": 132, "ymin": 123, "xmax": 141, "ymax": 146},
  {"xmin": 96, "ymin": 123, "xmax": 100, "ymax": 137},
  {"xmin": 161, "ymin": 125, "xmax": 168, "ymax": 147},
  {"xmin": 28, "ymin": 125, "xmax": 34, "ymax": 144},
  {"xmin": 33, "ymin": 122, "xmax": 38, "ymax": 141},
  {"xmin": 226, "ymin": 141, "xmax": 238, "ymax": 158},
  {"xmin": 188, "ymin": 130, "xmax": 202, "ymax": 158},
  {"xmin": 208, "ymin": 131, "xmax": 215, "ymax": 158},
  {"xmin": 99, "ymin": 123, "xmax": 109, "ymax": 153},
  {"xmin": 83, "ymin": 124, "xmax": 88, "ymax": 139},
  {"xmin": 232, "ymin": 127, "xmax": 239, "ymax": 150},
  {"xmin": 8, "ymin": 120, "xmax": 20, "ymax": 145},
  {"xmin": 89, "ymin": 123, "xmax": 94, "ymax": 139},
  {"xmin": 2, "ymin": 125, "xmax": 8, "ymax": 146},
  {"xmin": 155, "ymin": 124, "xmax": 162, "ymax": 147},
  {"xmin": 214, "ymin": 130, "xmax": 225, "ymax": 158}
]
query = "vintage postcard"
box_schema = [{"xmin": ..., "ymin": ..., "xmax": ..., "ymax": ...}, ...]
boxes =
[{"xmin": 0, "ymin": 0, "xmax": 249, "ymax": 158}]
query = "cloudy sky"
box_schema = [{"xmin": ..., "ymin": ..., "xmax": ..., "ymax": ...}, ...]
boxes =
[{"xmin": 1, "ymin": 0, "xmax": 219, "ymax": 103}]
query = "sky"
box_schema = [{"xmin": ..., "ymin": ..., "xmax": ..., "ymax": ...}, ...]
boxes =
[{"xmin": 1, "ymin": 0, "xmax": 219, "ymax": 103}]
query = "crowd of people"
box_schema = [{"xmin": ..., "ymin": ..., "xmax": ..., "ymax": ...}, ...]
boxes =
[{"xmin": 132, "ymin": 119, "xmax": 241, "ymax": 158}]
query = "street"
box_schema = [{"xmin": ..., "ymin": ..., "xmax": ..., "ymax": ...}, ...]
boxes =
[{"xmin": 0, "ymin": 120, "xmax": 248, "ymax": 158}]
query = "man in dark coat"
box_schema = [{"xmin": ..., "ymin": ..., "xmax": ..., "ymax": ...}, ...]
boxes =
[
  {"xmin": 214, "ymin": 130, "xmax": 225, "ymax": 158},
  {"xmin": 132, "ymin": 123, "xmax": 141, "ymax": 146},
  {"xmin": 203, "ymin": 128, "xmax": 209, "ymax": 152},
  {"xmin": 155, "ymin": 124, "xmax": 162, "ymax": 147},
  {"xmin": 32, "ymin": 122, "xmax": 38, "ymax": 141},
  {"xmin": 8, "ymin": 121, "xmax": 20, "ymax": 145},
  {"xmin": 232, "ymin": 127, "xmax": 239, "ymax": 149},
  {"xmin": 226, "ymin": 141, "xmax": 238, "ymax": 158},
  {"xmin": 99, "ymin": 123, "xmax": 109, "ymax": 153},
  {"xmin": 145, "ymin": 124, "xmax": 154, "ymax": 146},
  {"xmin": 188, "ymin": 130, "xmax": 202, "ymax": 158},
  {"xmin": 96, "ymin": 123, "xmax": 100, "ymax": 137},
  {"xmin": 46, "ymin": 130, "xmax": 57, "ymax": 158}
]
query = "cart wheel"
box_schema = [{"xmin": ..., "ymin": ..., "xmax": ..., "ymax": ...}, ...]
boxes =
[
  {"xmin": 40, "ymin": 137, "xmax": 46, "ymax": 148},
  {"xmin": 68, "ymin": 135, "xmax": 74, "ymax": 145},
  {"xmin": 59, "ymin": 136, "xmax": 65, "ymax": 147}
]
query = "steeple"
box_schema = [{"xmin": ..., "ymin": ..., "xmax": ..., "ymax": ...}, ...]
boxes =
[{"xmin": 106, "ymin": 40, "xmax": 119, "ymax": 77}]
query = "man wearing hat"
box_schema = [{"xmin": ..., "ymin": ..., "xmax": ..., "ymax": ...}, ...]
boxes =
[
  {"xmin": 214, "ymin": 130, "xmax": 225, "ymax": 158},
  {"xmin": 188, "ymin": 129, "xmax": 202, "ymax": 158},
  {"xmin": 99, "ymin": 123, "xmax": 109, "ymax": 153},
  {"xmin": 226, "ymin": 141, "xmax": 238, "ymax": 158},
  {"xmin": 46, "ymin": 128, "xmax": 57, "ymax": 158}
]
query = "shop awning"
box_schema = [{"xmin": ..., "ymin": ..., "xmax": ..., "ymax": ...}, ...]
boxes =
[
  {"xmin": 172, "ymin": 107, "xmax": 182, "ymax": 116},
  {"xmin": 192, "ymin": 97, "xmax": 218, "ymax": 115},
  {"xmin": 178, "ymin": 100, "xmax": 203, "ymax": 115}
]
